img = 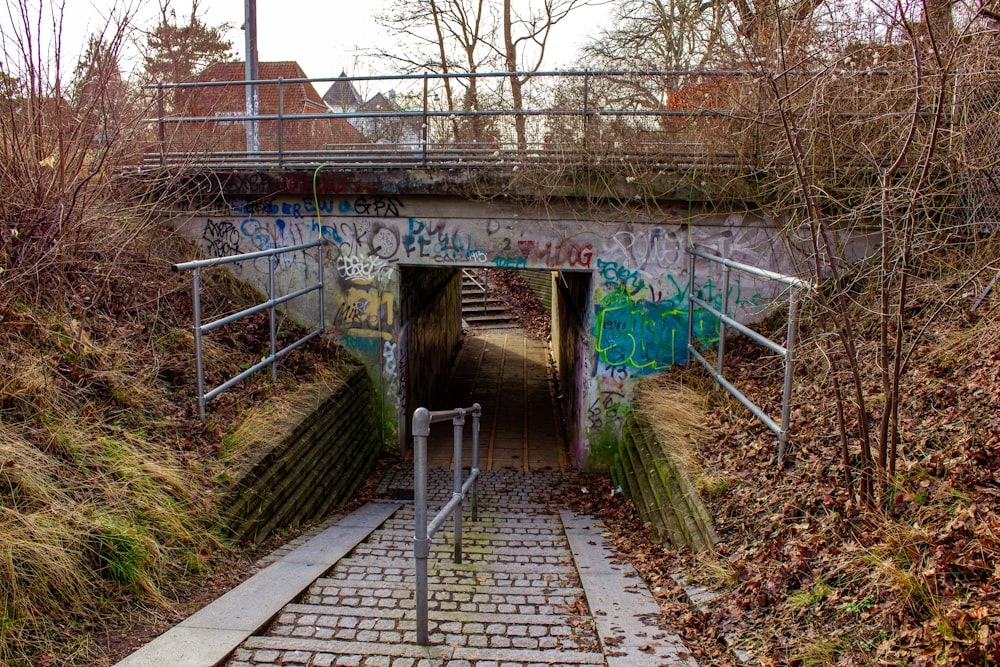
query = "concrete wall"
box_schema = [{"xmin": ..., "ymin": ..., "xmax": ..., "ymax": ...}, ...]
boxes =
[
  {"xmin": 176, "ymin": 193, "xmax": 868, "ymax": 466},
  {"xmin": 552, "ymin": 271, "xmax": 591, "ymax": 466},
  {"xmin": 520, "ymin": 270, "xmax": 554, "ymax": 310}
]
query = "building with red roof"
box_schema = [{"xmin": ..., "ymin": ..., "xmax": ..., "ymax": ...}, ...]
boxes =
[{"xmin": 166, "ymin": 61, "xmax": 366, "ymax": 157}]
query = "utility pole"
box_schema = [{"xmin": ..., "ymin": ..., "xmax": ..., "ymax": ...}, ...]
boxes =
[{"xmin": 244, "ymin": 0, "xmax": 260, "ymax": 153}]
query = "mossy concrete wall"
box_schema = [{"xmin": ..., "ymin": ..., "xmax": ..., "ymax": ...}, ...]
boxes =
[
  {"xmin": 552, "ymin": 271, "xmax": 591, "ymax": 466},
  {"xmin": 612, "ymin": 412, "xmax": 717, "ymax": 551},
  {"xmin": 519, "ymin": 269, "xmax": 554, "ymax": 310},
  {"xmin": 220, "ymin": 365, "xmax": 381, "ymax": 544}
]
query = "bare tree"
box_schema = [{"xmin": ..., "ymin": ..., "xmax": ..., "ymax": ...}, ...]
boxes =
[
  {"xmin": 581, "ymin": 0, "xmax": 730, "ymax": 71},
  {"xmin": 377, "ymin": 0, "xmax": 497, "ymax": 142},
  {"xmin": 377, "ymin": 0, "xmax": 593, "ymax": 147},
  {"xmin": 499, "ymin": 0, "xmax": 591, "ymax": 149},
  {"xmin": 716, "ymin": 0, "xmax": 991, "ymax": 507}
]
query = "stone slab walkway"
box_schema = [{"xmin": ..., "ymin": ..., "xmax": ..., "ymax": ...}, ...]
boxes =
[{"xmin": 115, "ymin": 503, "xmax": 400, "ymax": 667}]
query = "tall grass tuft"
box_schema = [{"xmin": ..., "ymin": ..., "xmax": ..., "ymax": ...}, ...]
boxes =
[{"xmin": 632, "ymin": 374, "xmax": 711, "ymax": 483}]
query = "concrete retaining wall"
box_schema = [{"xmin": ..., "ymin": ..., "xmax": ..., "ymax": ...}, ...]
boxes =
[
  {"xmin": 519, "ymin": 270, "xmax": 553, "ymax": 310},
  {"xmin": 398, "ymin": 266, "xmax": 462, "ymax": 445},
  {"xmin": 220, "ymin": 364, "xmax": 381, "ymax": 544},
  {"xmin": 613, "ymin": 412, "xmax": 717, "ymax": 551}
]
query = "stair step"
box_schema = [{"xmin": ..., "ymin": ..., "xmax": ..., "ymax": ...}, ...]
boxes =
[
  {"xmin": 240, "ymin": 637, "xmax": 605, "ymax": 664},
  {"xmin": 308, "ymin": 579, "xmax": 581, "ymax": 598},
  {"xmin": 279, "ymin": 605, "xmax": 586, "ymax": 627}
]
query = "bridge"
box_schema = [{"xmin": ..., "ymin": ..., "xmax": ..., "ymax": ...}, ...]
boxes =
[
  {"xmin": 108, "ymin": 68, "xmax": 891, "ymax": 666},
  {"xmin": 144, "ymin": 69, "xmax": 876, "ymax": 468},
  {"xmin": 143, "ymin": 69, "xmax": 761, "ymax": 172}
]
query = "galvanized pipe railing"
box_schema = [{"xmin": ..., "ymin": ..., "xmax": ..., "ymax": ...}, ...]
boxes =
[
  {"xmin": 172, "ymin": 239, "xmax": 327, "ymax": 418},
  {"xmin": 412, "ymin": 403, "xmax": 482, "ymax": 646},
  {"xmin": 686, "ymin": 246, "xmax": 811, "ymax": 464}
]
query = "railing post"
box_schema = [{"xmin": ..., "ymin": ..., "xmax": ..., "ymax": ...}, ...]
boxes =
[
  {"xmin": 269, "ymin": 257, "xmax": 277, "ymax": 381},
  {"xmin": 452, "ymin": 410, "xmax": 466, "ymax": 564},
  {"xmin": 413, "ymin": 407, "xmax": 431, "ymax": 646},
  {"xmin": 157, "ymin": 81, "xmax": 165, "ymax": 168},
  {"xmin": 193, "ymin": 268, "xmax": 206, "ymax": 420},
  {"xmin": 317, "ymin": 239, "xmax": 326, "ymax": 333},
  {"xmin": 422, "ymin": 74, "xmax": 429, "ymax": 166},
  {"xmin": 777, "ymin": 289, "xmax": 799, "ymax": 464},
  {"xmin": 717, "ymin": 250, "xmax": 731, "ymax": 376},
  {"xmin": 277, "ymin": 77, "xmax": 285, "ymax": 167},
  {"xmin": 582, "ymin": 73, "xmax": 590, "ymax": 155},
  {"xmin": 471, "ymin": 403, "xmax": 481, "ymax": 522},
  {"xmin": 686, "ymin": 246, "xmax": 696, "ymax": 366}
]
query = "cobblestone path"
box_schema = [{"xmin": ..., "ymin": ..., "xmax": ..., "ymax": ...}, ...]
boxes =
[{"xmin": 225, "ymin": 469, "xmax": 695, "ymax": 667}]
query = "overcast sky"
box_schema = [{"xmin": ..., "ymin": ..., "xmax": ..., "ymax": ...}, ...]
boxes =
[{"xmin": 46, "ymin": 0, "xmax": 612, "ymax": 80}]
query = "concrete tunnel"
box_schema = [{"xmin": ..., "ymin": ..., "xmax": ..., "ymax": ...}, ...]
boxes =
[{"xmin": 176, "ymin": 186, "xmax": 815, "ymax": 470}]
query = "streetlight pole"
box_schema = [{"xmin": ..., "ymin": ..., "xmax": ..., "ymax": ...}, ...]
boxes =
[{"xmin": 244, "ymin": 0, "xmax": 260, "ymax": 154}]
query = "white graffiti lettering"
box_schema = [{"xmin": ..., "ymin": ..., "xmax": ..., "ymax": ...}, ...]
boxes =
[{"xmin": 337, "ymin": 254, "xmax": 392, "ymax": 282}]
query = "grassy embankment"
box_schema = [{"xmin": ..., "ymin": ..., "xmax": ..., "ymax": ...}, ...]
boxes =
[
  {"xmin": 0, "ymin": 203, "xmax": 352, "ymax": 665},
  {"xmin": 572, "ymin": 239, "xmax": 1000, "ymax": 666}
]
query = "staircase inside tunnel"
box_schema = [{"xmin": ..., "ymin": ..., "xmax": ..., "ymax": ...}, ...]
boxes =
[{"xmin": 417, "ymin": 268, "xmax": 571, "ymax": 471}]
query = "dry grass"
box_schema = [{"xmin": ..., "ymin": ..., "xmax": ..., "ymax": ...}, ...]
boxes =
[
  {"xmin": 0, "ymin": 265, "xmax": 350, "ymax": 664},
  {"xmin": 220, "ymin": 364, "xmax": 352, "ymax": 462},
  {"xmin": 632, "ymin": 374, "xmax": 712, "ymax": 483}
]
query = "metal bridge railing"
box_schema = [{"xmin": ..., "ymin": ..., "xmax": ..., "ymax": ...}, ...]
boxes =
[
  {"xmin": 412, "ymin": 403, "xmax": 482, "ymax": 646},
  {"xmin": 686, "ymin": 246, "xmax": 812, "ymax": 464},
  {"xmin": 172, "ymin": 240, "xmax": 326, "ymax": 419},
  {"xmin": 141, "ymin": 70, "xmax": 756, "ymax": 170}
]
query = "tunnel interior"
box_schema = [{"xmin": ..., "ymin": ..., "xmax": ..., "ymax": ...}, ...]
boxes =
[{"xmin": 397, "ymin": 265, "xmax": 591, "ymax": 471}]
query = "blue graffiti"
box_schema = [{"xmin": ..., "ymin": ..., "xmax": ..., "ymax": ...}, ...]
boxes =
[
  {"xmin": 404, "ymin": 218, "xmax": 481, "ymax": 262},
  {"xmin": 492, "ymin": 255, "xmax": 527, "ymax": 269},
  {"xmin": 240, "ymin": 218, "xmax": 275, "ymax": 251},
  {"xmin": 341, "ymin": 334, "xmax": 383, "ymax": 356},
  {"xmin": 309, "ymin": 219, "xmax": 344, "ymax": 245},
  {"xmin": 596, "ymin": 258, "xmax": 646, "ymax": 293},
  {"xmin": 594, "ymin": 287, "xmax": 718, "ymax": 374}
]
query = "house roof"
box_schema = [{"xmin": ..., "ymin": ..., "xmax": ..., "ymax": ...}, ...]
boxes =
[
  {"xmin": 172, "ymin": 61, "xmax": 367, "ymax": 152},
  {"xmin": 358, "ymin": 92, "xmax": 398, "ymax": 113},
  {"xmin": 322, "ymin": 72, "xmax": 362, "ymax": 109},
  {"xmin": 192, "ymin": 61, "xmax": 326, "ymax": 113}
]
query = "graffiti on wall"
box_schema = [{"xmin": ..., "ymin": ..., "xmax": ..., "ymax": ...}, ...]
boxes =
[
  {"xmin": 611, "ymin": 226, "xmax": 683, "ymax": 270},
  {"xmin": 192, "ymin": 194, "xmax": 784, "ymax": 459},
  {"xmin": 232, "ymin": 195, "xmax": 405, "ymax": 219},
  {"xmin": 594, "ymin": 287, "xmax": 691, "ymax": 373},
  {"xmin": 203, "ymin": 219, "xmax": 240, "ymax": 257},
  {"xmin": 593, "ymin": 274, "xmax": 760, "ymax": 374},
  {"xmin": 403, "ymin": 218, "xmax": 485, "ymax": 263}
]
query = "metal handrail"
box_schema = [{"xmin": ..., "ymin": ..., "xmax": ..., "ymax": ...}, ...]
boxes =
[
  {"xmin": 686, "ymin": 246, "xmax": 812, "ymax": 464},
  {"xmin": 412, "ymin": 403, "xmax": 482, "ymax": 646},
  {"xmin": 172, "ymin": 239, "xmax": 327, "ymax": 418},
  {"xmin": 138, "ymin": 68, "xmax": 938, "ymax": 172}
]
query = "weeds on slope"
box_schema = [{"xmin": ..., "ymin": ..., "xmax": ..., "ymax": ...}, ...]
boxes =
[{"xmin": 557, "ymin": 242, "xmax": 1000, "ymax": 666}]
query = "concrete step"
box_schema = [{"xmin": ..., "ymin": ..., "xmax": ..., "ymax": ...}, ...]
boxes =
[
  {"xmin": 233, "ymin": 638, "xmax": 605, "ymax": 666},
  {"xmin": 326, "ymin": 556, "xmax": 579, "ymax": 576},
  {"xmin": 277, "ymin": 605, "xmax": 589, "ymax": 627}
]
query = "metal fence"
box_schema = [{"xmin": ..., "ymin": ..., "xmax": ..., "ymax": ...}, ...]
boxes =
[
  {"xmin": 143, "ymin": 70, "xmax": 756, "ymax": 170},
  {"xmin": 172, "ymin": 240, "xmax": 327, "ymax": 419},
  {"xmin": 411, "ymin": 403, "xmax": 482, "ymax": 646},
  {"xmin": 685, "ymin": 246, "xmax": 812, "ymax": 463}
]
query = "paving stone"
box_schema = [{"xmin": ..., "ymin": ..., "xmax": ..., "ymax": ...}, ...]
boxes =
[{"xmin": 125, "ymin": 468, "xmax": 702, "ymax": 667}]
